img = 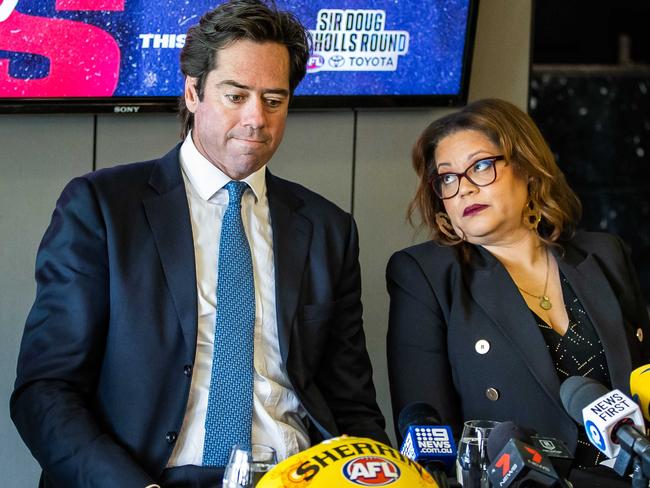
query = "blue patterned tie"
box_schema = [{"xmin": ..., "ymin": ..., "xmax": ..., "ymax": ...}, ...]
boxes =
[{"xmin": 203, "ymin": 180, "xmax": 255, "ymax": 467}]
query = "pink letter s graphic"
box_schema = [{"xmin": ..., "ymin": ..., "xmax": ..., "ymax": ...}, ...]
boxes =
[{"xmin": 0, "ymin": 0, "xmax": 124, "ymax": 97}]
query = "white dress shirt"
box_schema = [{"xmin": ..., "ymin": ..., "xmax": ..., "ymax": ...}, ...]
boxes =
[{"xmin": 167, "ymin": 133, "xmax": 310, "ymax": 467}]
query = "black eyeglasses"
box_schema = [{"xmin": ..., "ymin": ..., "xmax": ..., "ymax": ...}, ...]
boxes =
[{"xmin": 429, "ymin": 155, "xmax": 505, "ymax": 199}]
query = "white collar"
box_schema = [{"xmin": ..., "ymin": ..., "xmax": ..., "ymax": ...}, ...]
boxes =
[{"xmin": 179, "ymin": 131, "xmax": 266, "ymax": 202}]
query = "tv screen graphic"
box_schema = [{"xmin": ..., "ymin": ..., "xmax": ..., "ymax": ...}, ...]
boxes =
[{"xmin": 0, "ymin": 0, "xmax": 477, "ymax": 113}]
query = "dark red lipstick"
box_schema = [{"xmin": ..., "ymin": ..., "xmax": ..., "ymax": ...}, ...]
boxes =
[{"xmin": 463, "ymin": 204, "xmax": 488, "ymax": 217}]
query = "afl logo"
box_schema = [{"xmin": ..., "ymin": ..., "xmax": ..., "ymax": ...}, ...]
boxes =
[
  {"xmin": 307, "ymin": 54, "xmax": 324, "ymax": 71},
  {"xmin": 342, "ymin": 456, "xmax": 400, "ymax": 486}
]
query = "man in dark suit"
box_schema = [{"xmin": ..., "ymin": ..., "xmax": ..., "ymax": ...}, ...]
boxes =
[{"xmin": 11, "ymin": 1, "xmax": 387, "ymax": 486}]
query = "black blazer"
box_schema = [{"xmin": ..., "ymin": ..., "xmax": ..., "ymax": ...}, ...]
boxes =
[
  {"xmin": 386, "ymin": 231, "xmax": 650, "ymax": 450},
  {"xmin": 11, "ymin": 145, "xmax": 387, "ymax": 487}
]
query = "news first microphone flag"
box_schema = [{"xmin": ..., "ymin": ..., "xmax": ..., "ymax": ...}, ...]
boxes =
[
  {"xmin": 257, "ymin": 436, "xmax": 439, "ymax": 487},
  {"xmin": 581, "ymin": 388, "xmax": 645, "ymax": 459}
]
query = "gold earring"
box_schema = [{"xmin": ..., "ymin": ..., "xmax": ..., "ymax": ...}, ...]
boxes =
[
  {"xmin": 523, "ymin": 199, "xmax": 542, "ymax": 230},
  {"xmin": 435, "ymin": 212, "xmax": 462, "ymax": 243}
]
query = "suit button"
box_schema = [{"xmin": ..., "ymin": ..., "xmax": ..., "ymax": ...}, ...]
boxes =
[
  {"xmin": 486, "ymin": 388, "xmax": 500, "ymax": 401},
  {"xmin": 166, "ymin": 431, "xmax": 177, "ymax": 444},
  {"xmin": 475, "ymin": 339, "xmax": 490, "ymax": 354},
  {"xmin": 637, "ymin": 328, "xmax": 644, "ymax": 342},
  {"xmin": 184, "ymin": 364, "xmax": 193, "ymax": 377}
]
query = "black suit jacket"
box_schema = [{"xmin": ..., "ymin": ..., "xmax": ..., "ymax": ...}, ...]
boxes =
[
  {"xmin": 11, "ymin": 145, "xmax": 387, "ymax": 487},
  {"xmin": 386, "ymin": 231, "xmax": 650, "ymax": 450}
]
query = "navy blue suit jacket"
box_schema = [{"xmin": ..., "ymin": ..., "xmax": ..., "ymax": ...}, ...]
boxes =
[
  {"xmin": 387, "ymin": 232, "xmax": 650, "ymax": 450},
  {"xmin": 11, "ymin": 145, "xmax": 387, "ymax": 487}
]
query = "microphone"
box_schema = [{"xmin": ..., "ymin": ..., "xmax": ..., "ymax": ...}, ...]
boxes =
[
  {"xmin": 630, "ymin": 364, "xmax": 650, "ymax": 422},
  {"xmin": 398, "ymin": 402, "xmax": 455, "ymax": 488},
  {"xmin": 483, "ymin": 420, "xmax": 573, "ymax": 480},
  {"xmin": 560, "ymin": 376, "xmax": 650, "ymax": 479},
  {"xmin": 486, "ymin": 421, "xmax": 566, "ymax": 487},
  {"xmin": 529, "ymin": 435, "xmax": 573, "ymax": 481},
  {"xmin": 486, "ymin": 421, "xmax": 535, "ymax": 463}
]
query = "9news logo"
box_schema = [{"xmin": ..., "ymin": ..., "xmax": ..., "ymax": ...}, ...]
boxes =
[
  {"xmin": 342, "ymin": 456, "xmax": 401, "ymax": 486},
  {"xmin": 415, "ymin": 426, "xmax": 453, "ymax": 453}
]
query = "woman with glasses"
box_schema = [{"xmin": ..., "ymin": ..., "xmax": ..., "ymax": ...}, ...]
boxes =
[{"xmin": 386, "ymin": 98, "xmax": 650, "ymax": 478}]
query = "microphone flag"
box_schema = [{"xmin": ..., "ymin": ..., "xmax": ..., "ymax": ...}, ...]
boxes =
[
  {"xmin": 581, "ymin": 388, "xmax": 645, "ymax": 458},
  {"xmin": 487, "ymin": 438, "xmax": 560, "ymax": 488},
  {"xmin": 400, "ymin": 425, "xmax": 457, "ymax": 472}
]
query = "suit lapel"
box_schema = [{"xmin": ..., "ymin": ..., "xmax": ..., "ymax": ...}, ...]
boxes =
[
  {"xmin": 557, "ymin": 245, "xmax": 632, "ymax": 390},
  {"xmin": 266, "ymin": 172, "xmax": 312, "ymax": 364},
  {"xmin": 468, "ymin": 247, "xmax": 562, "ymax": 404},
  {"xmin": 143, "ymin": 146, "xmax": 198, "ymax": 359}
]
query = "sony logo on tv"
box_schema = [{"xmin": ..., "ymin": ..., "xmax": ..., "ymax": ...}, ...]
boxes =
[{"xmin": 113, "ymin": 106, "xmax": 141, "ymax": 113}]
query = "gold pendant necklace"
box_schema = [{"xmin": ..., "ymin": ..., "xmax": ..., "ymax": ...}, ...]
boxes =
[{"xmin": 517, "ymin": 249, "xmax": 552, "ymax": 310}]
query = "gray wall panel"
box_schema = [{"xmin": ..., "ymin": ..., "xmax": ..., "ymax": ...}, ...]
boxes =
[
  {"xmin": 468, "ymin": 0, "xmax": 533, "ymax": 109},
  {"xmin": 96, "ymin": 113, "xmax": 180, "ymax": 169},
  {"xmin": 354, "ymin": 108, "xmax": 448, "ymax": 441},
  {"xmin": 0, "ymin": 115, "xmax": 95, "ymax": 487},
  {"xmin": 271, "ymin": 110, "xmax": 354, "ymax": 211}
]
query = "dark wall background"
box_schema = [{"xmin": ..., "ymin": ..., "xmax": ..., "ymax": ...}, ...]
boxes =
[
  {"xmin": 533, "ymin": 0, "xmax": 650, "ymax": 65},
  {"xmin": 529, "ymin": 0, "xmax": 650, "ymax": 302}
]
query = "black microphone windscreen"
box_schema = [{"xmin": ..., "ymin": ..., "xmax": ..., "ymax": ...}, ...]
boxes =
[
  {"xmin": 559, "ymin": 376, "xmax": 609, "ymax": 425},
  {"xmin": 486, "ymin": 421, "xmax": 534, "ymax": 463},
  {"xmin": 397, "ymin": 402, "xmax": 442, "ymax": 439}
]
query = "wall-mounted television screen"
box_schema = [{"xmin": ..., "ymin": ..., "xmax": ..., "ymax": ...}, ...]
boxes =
[{"xmin": 0, "ymin": 0, "xmax": 478, "ymax": 113}]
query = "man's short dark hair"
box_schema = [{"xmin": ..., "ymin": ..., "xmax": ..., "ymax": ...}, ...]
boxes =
[{"xmin": 179, "ymin": 0, "xmax": 310, "ymax": 138}]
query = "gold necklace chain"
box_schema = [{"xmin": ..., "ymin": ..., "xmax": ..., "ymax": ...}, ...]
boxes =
[{"xmin": 516, "ymin": 249, "xmax": 552, "ymax": 310}]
